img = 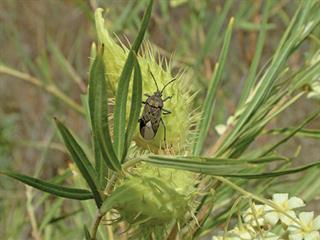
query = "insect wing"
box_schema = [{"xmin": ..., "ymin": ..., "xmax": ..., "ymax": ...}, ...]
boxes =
[
  {"xmin": 150, "ymin": 107, "xmax": 161, "ymax": 133},
  {"xmin": 140, "ymin": 120, "xmax": 155, "ymax": 139},
  {"xmin": 139, "ymin": 104, "xmax": 155, "ymax": 140}
]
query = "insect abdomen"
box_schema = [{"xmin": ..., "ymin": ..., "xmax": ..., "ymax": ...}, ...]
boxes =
[{"xmin": 139, "ymin": 103, "xmax": 161, "ymax": 140}]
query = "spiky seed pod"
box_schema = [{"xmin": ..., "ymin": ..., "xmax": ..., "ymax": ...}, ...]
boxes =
[
  {"xmin": 94, "ymin": 8, "xmax": 198, "ymax": 152},
  {"xmin": 93, "ymin": 8, "xmax": 200, "ymax": 235},
  {"xmin": 100, "ymin": 163, "xmax": 198, "ymax": 237},
  {"xmin": 102, "ymin": 175, "xmax": 190, "ymax": 225}
]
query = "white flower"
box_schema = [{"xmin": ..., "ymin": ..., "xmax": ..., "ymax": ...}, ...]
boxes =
[
  {"xmin": 215, "ymin": 124, "xmax": 227, "ymax": 135},
  {"xmin": 212, "ymin": 236, "xmax": 223, "ymax": 240},
  {"xmin": 243, "ymin": 204, "xmax": 265, "ymax": 227},
  {"xmin": 228, "ymin": 225, "xmax": 279, "ymax": 240},
  {"xmin": 228, "ymin": 225, "xmax": 256, "ymax": 240},
  {"xmin": 264, "ymin": 193, "xmax": 305, "ymax": 226},
  {"xmin": 288, "ymin": 212, "xmax": 320, "ymax": 240}
]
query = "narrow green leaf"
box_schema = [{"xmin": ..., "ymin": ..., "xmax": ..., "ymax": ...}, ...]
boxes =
[
  {"xmin": 147, "ymin": 155, "xmax": 288, "ymax": 165},
  {"xmin": 146, "ymin": 157, "xmax": 240, "ymax": 168},
  {"xmin": 55, "ymin": 119, "xmax": 103, "ymax": 207},
  {"xmin": 236, "ymin": 21, "xmax": 275, "ymax": 31},
  {"xmin": 131, "ymin": 0, "xmax": 153, "ymax": 52},
  {"xmin": 34, "ymin": 170, "xmax": 73, "ymax": 208},
  {"xmin": 232, "ymin": 162, "xmax": 320, "ymax": 179},
  {"xmin": 88, "ymin": 49, "xmax": 121, "ymax": 172},
  {"xmin": 193, "ymin": 17, "xmax": 234, "ymax": 155},
  {"xmin": 195, "ymin": 0, "xmax": 233, "ymax": 66},
  {"xmin": 299, "ymin": 168, "xmax": 320, "ymax": 201},
  {"xmin": 261, "ymin": 110, "xmax": 320, "ymax": 156},
  {"xmin": 272, "ymin": 167, "xmax": 320, "ymax": 199},
  {"xmin": 113, "ymin": 50, "xmax": 135, "ymax": 159},
  {"xmin": 112, "ymin": 0, "xmax": 136, "ymax": 32},
  {"xmin": 94, "ymin": 137, "xmax": 107, "ymax": 189},
  {"xmin": 1, "ymin": 171, "xmax": 93, "ymax": 200},
  {"xmin": 142, "ymin": 157, "xmax": 320, "ymax": 179},
  {"xmin": 215, "ymin": 2, "xmax": 318, "ymax": 156},
  {"xmin": 238, "ymin": 0, "xmax": 271, "ymax": 107},
  {"xmin": 243, "ymin": 92, "xmax": 303, "ymax": 139},
  {"xmin": 265, "ymin": 128, "xmax": 320, "ymax": 139},
  {"xmin": 122, "ymin": 57, "xmax": 142, "ymax": 161},
  {"xmin": 113, "ymin": 0, "xmax": 153, "ymax": 159},
  {"xmin": 227, "ymin": 91, "xmax": 303, "ymax": 158},
  {"xmin": 47, "ymin": 209, "xmax": 82, "ymax": 224},
  {"xmin": 83, "ymin": 90, "xmax": 107, "ymax": 188}
]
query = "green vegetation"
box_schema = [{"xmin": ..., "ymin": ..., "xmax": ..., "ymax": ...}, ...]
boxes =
[{"xmin": 1, "ymin": 0, "xmax": 320, "ymax": 239}]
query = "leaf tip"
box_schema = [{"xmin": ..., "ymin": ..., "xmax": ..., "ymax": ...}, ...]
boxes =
[
  {"xmin": 99, "ymin": 43, "xmax": 105, "ymax": 56},
  {"xmin": 229, "ymin": 17, "xmax": 235, "ymax": 27},
  {"xmin": 53, "ymin": 117, "xmax": 61, "ymax": 126}
]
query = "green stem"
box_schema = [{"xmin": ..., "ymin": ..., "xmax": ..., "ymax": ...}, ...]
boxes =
[
  {"xmin": 91, "ymin": 159, "xmax": 141, "ymax": 239},
  {"xmin": 223, "ymin": 196, "xmax": 244, "ymax": 238},
  {"xmin": 26, "ymin": 187, "xmax": 41, "ymax": 240},
  {"xmin": 215, "ymin": 176, "xmax": 301, "ymax": 226},
  {"xmin": 0, "ymin": 64, "xmax": 85, "ymax": 115},
  {"xmin": 90, "ymin": 211, "xmax": 103, "ymax": 240},
  {"xmin": 104, "ymin": 173, "xmax": 118, "ymax": 195}
]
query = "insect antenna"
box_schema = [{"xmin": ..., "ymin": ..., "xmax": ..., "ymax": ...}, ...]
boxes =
[
  {"xmin": 148, "ymin": 67, "xmax": 160, "ymax": 92},
  {"xmin": 161, "ymin": 77, "xmax": 177, "ymax": 94}
]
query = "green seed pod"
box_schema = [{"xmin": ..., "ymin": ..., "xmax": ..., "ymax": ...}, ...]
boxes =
[
  {"xmin": 94, "ymin": 8, "xmax": 199, "ymax": 234},
  {"xmin": 101, "ymin": 166, "xmax": 198, "ymax": 237},
  {"xmin": 102, "ymin": 175, "xmax": 190, "ymax": 225},
  {"xmin": 99, "ymin": 158, "xmax": 198, "ymax": 234},
  {"xmin": 94, "ymin": 8, "xmax": 197, "ymax": 152}
]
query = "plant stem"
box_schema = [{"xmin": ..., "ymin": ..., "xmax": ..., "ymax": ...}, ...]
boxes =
[
  {"xmin": 26, "ymin": 186, "xmax": 42, "ymax": 240},
  {"xmin": 223, "ymin": 196, "xmax": 244, "ymax": 239},
  {"xmin": 214, "ymin": 176, "xmax": 301, "ymax": 226},
  {"xmin": 0, "ymin": 64, "xmax": 85, "ymax": 115},
  {"xmin": 104, "ymin": 173, "xmax": 119, "ymax": 194},
  {"xmin": 92, "ymin": 161, "xmax": 139, "ymax": 240},
  {"xmin": 166, "ymin": 223, "xmax": 178, "ymax": 240},
  {"xmin": 91, "ymin": 211, "xmax": 103, "ymax": 240},
  {"xmin": 106, "ymin": 220, "xmax": 115, "ymax": 240}
]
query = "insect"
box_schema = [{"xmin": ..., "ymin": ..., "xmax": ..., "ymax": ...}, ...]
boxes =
[{"xmin": 138, "ymin": 70, "xmax": 176, "ymax": 145}]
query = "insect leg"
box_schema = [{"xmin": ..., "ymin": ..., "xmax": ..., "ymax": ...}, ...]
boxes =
[
  {"xmin": 144, "ymin": 93, "xmax": 151, "ymax": 97},
  {"xmin": 160, "ymin": 118, "xmax": 167, "ymax": 145},
  {"xmin": 162, "ymin": 108, "xmax": 171, "ymax": 115},
  {"xmin": 163, "ymin": 95, "xmax": 173, "ymax": 102},
  {"xmin": 142, "ymin": 101, "xmax": 147, "ymax": 104}
]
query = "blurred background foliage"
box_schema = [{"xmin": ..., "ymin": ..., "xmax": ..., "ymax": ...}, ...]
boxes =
[{"xmin": 0, "ymin": 0, "xmax": 320, "ymax": 239}]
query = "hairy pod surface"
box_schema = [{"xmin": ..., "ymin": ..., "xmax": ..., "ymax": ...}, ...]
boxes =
[
  {"xmin": 93, "ymin": 9, "xmax": 199, "ymax": 232},
  {"xmin": 94, "ymin": 8, "xmax": 197, "ymax": 152}
]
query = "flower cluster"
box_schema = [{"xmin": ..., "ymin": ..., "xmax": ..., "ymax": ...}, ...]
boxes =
[{"xmin": 212, "ymin": 193, "xmax": 320, "ymax": 240}]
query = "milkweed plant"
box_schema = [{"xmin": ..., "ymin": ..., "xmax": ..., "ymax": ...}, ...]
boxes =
[{"xmin": 2, "ymin": 0, "xmax": 320, "ymax": 239}]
